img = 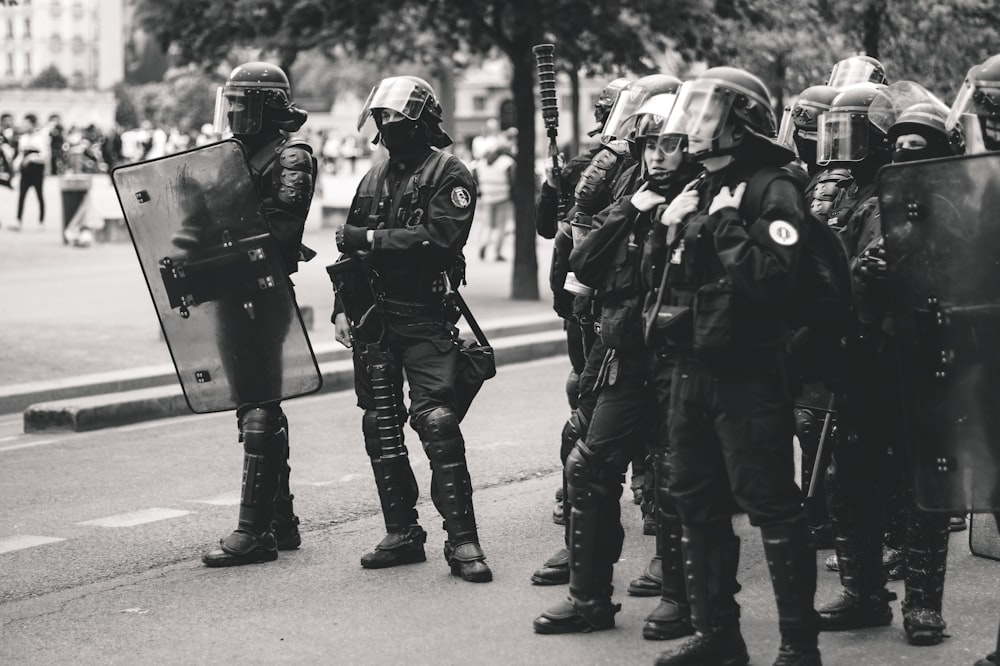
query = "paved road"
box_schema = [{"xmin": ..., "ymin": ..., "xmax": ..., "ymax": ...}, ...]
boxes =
[{"xmin": 1, "ymin": 357, "xmax": 998, "ymax": 665}]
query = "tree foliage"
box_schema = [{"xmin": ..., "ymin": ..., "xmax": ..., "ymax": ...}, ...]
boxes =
[
  {"xmin": 28, "ymin": 65, "xmax": 69, "ymax": 89},
  {"xmin": 114, "ymin": 68, "xmax": 218, "ymax": 132},
  {"xmin": 130, "ymin": 0, "xmax": 1000, "ymax": 298}
]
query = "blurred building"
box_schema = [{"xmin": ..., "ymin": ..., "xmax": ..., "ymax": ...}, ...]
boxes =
[{"xmin": 0, "ymin": 0, "xmax": 124, "ymax": 89}]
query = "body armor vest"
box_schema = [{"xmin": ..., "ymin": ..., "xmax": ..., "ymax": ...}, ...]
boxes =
[{"xmin": 349, "ymin": 150, "xmax": 461, "ymax": 303}]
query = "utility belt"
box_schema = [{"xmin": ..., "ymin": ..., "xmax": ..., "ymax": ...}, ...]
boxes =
[{"xmin": 379, "ymin": 297, "xmax": 446, "ymax": 319}]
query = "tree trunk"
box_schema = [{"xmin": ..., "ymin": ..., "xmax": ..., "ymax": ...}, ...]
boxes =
[{"xmin": 509, "ymin": 43, "xmax": 540, "ymax": 300}]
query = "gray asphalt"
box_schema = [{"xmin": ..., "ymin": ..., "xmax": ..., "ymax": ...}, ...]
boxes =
[{"xmin": 1, "ymin": 357, "xmax": 998, "ymax": 665}]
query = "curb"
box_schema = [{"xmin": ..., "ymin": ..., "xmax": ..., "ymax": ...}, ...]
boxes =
[
  {"xmin": 1, "ymin": 313, "xmax": 561, "ymax": 415},
  {"xmin": 22, "ymin": 328, "xmax": 568, "ymax": 433}
]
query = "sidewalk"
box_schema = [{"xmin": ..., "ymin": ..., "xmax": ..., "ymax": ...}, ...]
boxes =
[{"xmin": 0, "ymin": 172, "xmax": 561, "ymax": 418}]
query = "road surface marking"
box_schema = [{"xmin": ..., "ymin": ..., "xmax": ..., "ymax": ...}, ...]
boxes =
[
  {"xmin": 77, "ymin": 508, "xmax": 193, "ymax": 528},
  {"xmin": 0, "ymin": 439, "xmax": 56, "ymax": 453},
  {"xmin": 0, "ymin": 535, "xmax": 66, "ymax": 554},
  {"xmin": 186, "ymin": 492, "xmax": 241, "ymax": 506}
]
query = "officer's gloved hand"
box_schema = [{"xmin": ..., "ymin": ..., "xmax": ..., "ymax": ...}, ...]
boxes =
[
  {"xmin": 631, "ymin": 181, "xmax": 667, "ymax": 212},
  {"xmin": 336, "ymin": 225, "xmax": 370, "ymax": 254},
  {"xmin": 709, "ymin": 182, "xmax": 747, "ymax": 215},
  {"xmin": 658, "ymin": 188, "xmax": 699, "ymax": 227},
  {"xmin": 857, "ymin": 243, "xmax": 887, "ymax": 281}
]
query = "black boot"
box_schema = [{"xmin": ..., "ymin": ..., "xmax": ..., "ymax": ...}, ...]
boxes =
[
  {"xmin": 203, "ymin": 407, "xmax": 282, "ymax": 567},
  {"xmin": 361, "ymin": 524, "xmax": 427, "ymax": 568},
  {"xmin": 271, "ymin": 414, "xmax": 301, "ymax": 550},
  {"xmin": 531, "ymin": 547, "xmax": 570, "ymax": 585},
  {"xmin": 628, "ymin": 555, "xmax": 662, "ymax": 596},
  {"xmin": 534, "ymin": 565, "xmax": 620, "ymax": 634},
  {"xmin": 425, "ymin": 429, "xmax": 491, "ymax": 583},
  {"xmin": 902, "ymin": 511, "xmax": 950, "ymax": 646},
  {"xmin": 762, "ymin": 520, "xmax": 822, "ymax": 665},
  {"xmin": 643, "ymin": 511, "xmax": 693, "ymax": 640},
  {"xmin": 655, "ymin": 522, "xmax": 749, "ymax": 666}
]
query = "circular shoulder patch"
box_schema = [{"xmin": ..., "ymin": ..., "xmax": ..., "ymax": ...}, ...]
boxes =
[
  {"xmin": 451, "ymin": 186, "xmax": 472, "ymax": 209},
  {"xmin": 768, "ymin": 220, "xmax": 799, "ymax": 246}
]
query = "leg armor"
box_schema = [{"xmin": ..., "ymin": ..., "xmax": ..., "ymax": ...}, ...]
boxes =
[
  {"xmin": 902, "ymin": 510, "xmax": 950, "ymax": 645},
  {"xmin": 655, "ymin": 521, "xmax": 748, "ymax": 666},
  {"xmin": 819, "ymin": 455, "xmax": 894, "ymax": 630},
  {"xmin": 564, "ymin": 442, "xmax": 624, "ymax": 602},
  {"xmin": 534, "ymin": 442, "xmax": 622, "ymax": 634},
  {"xmin": 360, "ymin": 351, "xmax": 425, "ymax": 569},
  {"xmin": 364, "ymin": 409, "xmax": 419, "ymax": 533},
  {"xmin": 202, "ymin": 405, "xmax": 283, "ymax": 567},
  {"xmin": 415, "ymin": 406, "xmax": 491, "ymax": 582},
  {"xmin": 761, "ymin": 518, "xmax": 821, "ymax": 660},
  {"xmin": 271, "ymin": 411, "xmax": 301, "ymax": 550},
  {"xmin": 565, "ymin": 369, "xmax": 581, "ymax": 411},
  {"xmin": 643, "ymin": 486, "xmax": 694, "ymax": 640}
]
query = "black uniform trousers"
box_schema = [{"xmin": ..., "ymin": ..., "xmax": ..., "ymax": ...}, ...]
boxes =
[
  {"xmin": 574, "ymin": 346, "xmax": 656, "ymax": 568},
  {"xmin": 668, "ymin": 352, "xmax": 803, "ymax": 528},
  {"xmin": 352, "ymin": 315, "xmax": 458, "ymax": 419}
]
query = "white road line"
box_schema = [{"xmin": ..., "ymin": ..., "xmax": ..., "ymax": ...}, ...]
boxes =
[
  {"xmin": 186, "ymin": 492, "xmax": 241, "ymax": 506},
  {"xmin": 0, "ymin": 439, "xmax": 56, "ymax": 453},
  {"xmin": 76, "ymin": 508, "xmax": 193, "ymax": 528},
  {"xmin": 0, "ymin": 535, "xmax": 66, "ymax": 555}
]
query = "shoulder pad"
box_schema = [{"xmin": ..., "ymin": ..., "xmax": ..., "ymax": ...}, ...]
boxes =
[
  {"xmin": 283, "ymin": 137, "xmax": 314, "ymax": 153},
  {"xmin": 590, "ymin": 148, "xmax": 618, "ymax": 170}
]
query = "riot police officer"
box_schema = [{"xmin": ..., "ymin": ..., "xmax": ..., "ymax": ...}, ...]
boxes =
[
  {"xmin": 650, "ymin": 67, "xmax": 821, "ymax": 666},
  {"xmin": 533, "ymin": 89, "xmax": 690, "ymax": 637},
  {"xmin": 947, "ymin": 52, "xmax": 1000, "ymax": 153},
  {"xmin": 536, "ymin": 76, "xmax": 631, "ymax": 526},
  {"xmin": 817, "ymin": 88, "xmax": 962, "ymax": 646},
  {"xmin": 202, "ymin": 62, "xmax": 317, "ymax": 567},
  {"xmin": 331, "ymin": 76, "xmax": 491, "ymax": 583},
  {"xmin": 530, "ymin": 75, "xmax": 682, "ymax": 588}
]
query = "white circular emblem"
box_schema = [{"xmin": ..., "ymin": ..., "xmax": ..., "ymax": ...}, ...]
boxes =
[
  {"xmin": 768, "ymin": 220, "xmax": 799, "ymax": 246},
  {"xmin": 451, "ymin": 186, "xmax": 471, "ymax": 209}
]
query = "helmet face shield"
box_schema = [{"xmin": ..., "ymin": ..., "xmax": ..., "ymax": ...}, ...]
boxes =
[
  {"xmin": 817, "ymin": 112, "xmax": 869, "ymax": 164},
  {"xmin": 828, "ymin": 58, "xmax": 883, "ymax": 88},
  {"xmin": 663, "ymin": 81, "xmax": 735, "ymax": 143},
  {"xmin": 600, "ymin": 87, "xmax": 651, "ymax": 145},
  {"xmin": 357, "ymin": 78, "xmax": 430, "ymax": 131},
  {"xmin": 214, "ymin": 87, "xmax": 264, "ymax": 136},
  {"xmin": 777, "ymin": 106, "xmax": 795, "ymax": 150}
]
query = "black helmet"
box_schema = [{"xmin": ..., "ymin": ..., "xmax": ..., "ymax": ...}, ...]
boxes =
[
  {"xmin": 661, "ymin": 66, "xmax": 781, "ymax": 160},
  {"xmin": 599, "ymin": 74, "xmax": 681, "ymax": 148},
  {"xmin": 816, "ymin": 82, "xmax": 887, "ymax": 165},
  {"xmin": 946, "ymin": 53, "xmax": 1000, "ymax": 152},
  {"xmin": 827, "ymin": 55, "xmax": 888, "ymax": 88},
  {"xmin": 888, "ymin": 103, "xmax": 962, "ymax": 161},
  {"xmin": 214, "ymin": 61, "xmax": 305, "ymax": 136},
  {"xmin": 778, "ymin": 84, "xmax": 839, "ymax": 165},
  {"xmin": 589, "ymin": 77, "xmax": 631, "ymax": 136},
  {"xmin": 357, "ymin": 75, "xmax": 451, "ymax": 148}
]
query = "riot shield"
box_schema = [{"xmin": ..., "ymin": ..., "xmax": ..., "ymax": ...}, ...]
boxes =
[
  {"xmin": 878, "ymin": 152, "xmax": 1000, "ymax": 512},
  {"xmin": 112, "ymin": 139, "xmax": 321, "ymax": 413}
]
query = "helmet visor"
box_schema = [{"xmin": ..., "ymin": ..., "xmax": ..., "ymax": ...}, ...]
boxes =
[
  {"xmin": 629, "ymin": 93, "xmax": 678, "ymax": 141},
  {"xmin": 600, "ymin": 86, "xmax": 651, "ymax": 145},
  {"xmin": 828, "ymin": 59, "xmax": 879, "ymax": 88},
  {"xmin": 214, "ymin": 87, "xmax": 263, "ymax": 136},
  {"xmin": 662, "ymin": 80, "xmax": 736, "ymax": 142},
  {"xmin": 357, "ymin": 78, "xmax": 430, "ymax": 131},
  {"xmin": 817, "ymin": 113, "xmax": 869, "ymax": 164}
]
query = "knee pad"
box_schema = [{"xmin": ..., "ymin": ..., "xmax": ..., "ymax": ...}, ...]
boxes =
[
  {"xmin": 566, "ymin": 445, "xmax": 598, "ymax": 511},
  {"xmin": 412, "ymin": 406, "xmax": 461, "ymax": 443},
  {"xmin": 239, "ymin": 405, "xmax": 286, "ymax": 453},
  {"xmin": 560, "ymin": 418, "xmax": 583, "ymax": 464},
  {"xmin": 794, "ymin": 408, "xmax": 818, "ymax": 439}
]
